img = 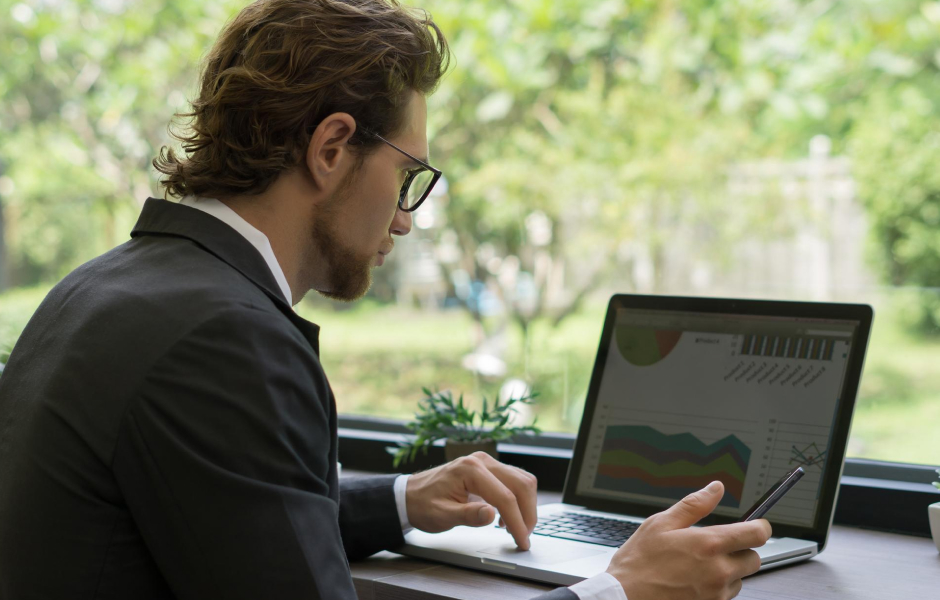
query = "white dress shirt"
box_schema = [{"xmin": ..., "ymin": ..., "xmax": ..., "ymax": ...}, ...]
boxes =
[{"xmin": 179, "ymin": 196, "xmax": 626, "ymax": 600}]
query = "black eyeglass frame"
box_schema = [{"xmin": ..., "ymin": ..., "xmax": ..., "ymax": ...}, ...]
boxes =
[{"xmin": 363, "ymin": 131, "xmax": 442, "ymax": 213}]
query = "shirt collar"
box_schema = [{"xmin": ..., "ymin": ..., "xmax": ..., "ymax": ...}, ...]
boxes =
[{"xmin": 179, "ymin": 196, "xmax": 294, "ymax": 306}]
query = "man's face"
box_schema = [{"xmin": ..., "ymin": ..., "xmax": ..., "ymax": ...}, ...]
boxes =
[{"xmin": 312, "ymin": 93, "xmax": 426, "ymax": 301}]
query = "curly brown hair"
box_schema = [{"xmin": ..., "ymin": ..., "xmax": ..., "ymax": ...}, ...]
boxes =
[{"xmin": 153, "ymin": 0, "xmax": 450, "ymax": 199}]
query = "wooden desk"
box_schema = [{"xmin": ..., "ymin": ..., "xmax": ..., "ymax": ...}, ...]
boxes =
[{"xmin": 350, "ymin": 490, "xmax": 940, "ymax": 600}]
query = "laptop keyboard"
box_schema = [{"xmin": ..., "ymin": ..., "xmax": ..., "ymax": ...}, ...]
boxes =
[{"xmin": 531, "ymin": 512, "xmax": 640, "ymax": 547}]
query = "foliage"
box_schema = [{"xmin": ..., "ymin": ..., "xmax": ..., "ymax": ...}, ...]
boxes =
[
  {"xmin": 851, "ymin": 100, "xmax": 940, "ymax": 333},
  {"xmin": 388, "ymin": 387, "xmax": 541, "ymax": 467},
  {"xmin": 417, "ymin": 0, "xmax": 940, "ymax": 340},
  {"xmin": 0, "ymin": 0, "xmax": 245, "ymax": 287},
  {"xmin": 421, "ymin": 0, "xmax": 752, "ymax": 342},
  {"xmin": 3, "ymin": 0, "xmax": 940, "ymax": 466},
  {"xmin": 4, "ymin": 0, "xmax": 939, "ymax": 317}
]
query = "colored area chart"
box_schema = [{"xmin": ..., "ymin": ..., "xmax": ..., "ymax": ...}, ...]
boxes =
[
  {"xmin": 594, "ymin": 425, "xmax": 751, "ymax": 507},
  {"xmin": 616, "ymin": 327, "xmax": 683, "ymax": 367}
]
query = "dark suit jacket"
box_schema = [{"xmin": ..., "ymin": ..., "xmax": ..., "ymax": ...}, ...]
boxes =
[{"xmin": 0, "ymin": 198, "xmax": 576, "ymax": 600}]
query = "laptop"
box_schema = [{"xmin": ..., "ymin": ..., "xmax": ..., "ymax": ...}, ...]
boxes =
[{"xmin": 399, "ymin": 294, "xmax": 874, "ymax": 586}]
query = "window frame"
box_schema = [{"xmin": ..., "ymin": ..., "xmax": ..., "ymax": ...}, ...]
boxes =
[{"xmin": 337, "ymin": 414, "xmax": 940, "ymax": 538}]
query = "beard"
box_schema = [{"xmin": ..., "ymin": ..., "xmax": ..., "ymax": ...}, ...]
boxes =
[{"xmin": 310, "ymin": 176, "xmax": 377, "ymax": 302}]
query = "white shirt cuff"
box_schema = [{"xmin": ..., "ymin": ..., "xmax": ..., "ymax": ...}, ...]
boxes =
[
  {"xmin": 393, "ymin": 474, "xmax": 413, "ymax": 532},
  {"xmin": 568, "ymin": 572, "xmax": 627, "ymax": 600}
]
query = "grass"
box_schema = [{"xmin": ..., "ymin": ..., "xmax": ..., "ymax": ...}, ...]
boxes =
[
  {"xmin": 851, "ymin": 299, "xmax": 940, "ymax": 465},
  {"xmin": 296, "ymin": 299, "xmax": 606, "ymax": 430},
  {"xmin": 3, "ymin": 285, "xmax": 939, "ymax": 465}
]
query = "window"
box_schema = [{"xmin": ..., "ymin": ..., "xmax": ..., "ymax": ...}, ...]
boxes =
[
  {"xmin": 305, "ymin": 0, "xmax": 940, "ymax": 469},
  {"xmin": 2, "ymin": 0, "xmax": 939, "ymax": 478}
]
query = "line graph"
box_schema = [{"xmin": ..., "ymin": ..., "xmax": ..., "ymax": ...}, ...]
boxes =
[
  {"xmin": 789, "ymin": 442, "xmax": 827, "ymax": 470},
  {"xmin": 762, "ymin": 421, "xmax": 831, "ymax": 524}
]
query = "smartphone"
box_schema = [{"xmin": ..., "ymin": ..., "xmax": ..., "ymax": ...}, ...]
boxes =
[{"xmin": 739, "ymin": 466, "xmax": 805, "ymax": 522}]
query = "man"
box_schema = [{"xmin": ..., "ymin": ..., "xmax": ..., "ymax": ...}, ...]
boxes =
[{"xmin": 0, "ymin": 1, "xmax": 770, "ymax": 599}]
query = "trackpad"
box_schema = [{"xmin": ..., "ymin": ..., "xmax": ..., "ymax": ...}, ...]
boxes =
[{"xmin": 478, "ymin": 537, "xmax": 606, "ymax": 565}]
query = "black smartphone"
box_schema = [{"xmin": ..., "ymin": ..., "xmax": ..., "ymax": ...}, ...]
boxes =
[{"xmin": 739, "ymin": 466, "xmax": 805, "ymax": 522}]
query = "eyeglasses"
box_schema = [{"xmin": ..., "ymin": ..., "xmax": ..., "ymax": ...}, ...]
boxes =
[{"xmin": 363, "ymin": 131, "xmax": 442, "ymax": 212}]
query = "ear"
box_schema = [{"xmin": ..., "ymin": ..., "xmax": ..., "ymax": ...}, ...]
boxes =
[{"xmin": 305, "ymin": 112, "xmax": 357, "ymax": 191}]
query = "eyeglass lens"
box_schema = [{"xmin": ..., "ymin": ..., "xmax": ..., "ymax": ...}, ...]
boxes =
[{"xmin": 401, "ymin": 170, "xmax": 436, "ymax": 210}]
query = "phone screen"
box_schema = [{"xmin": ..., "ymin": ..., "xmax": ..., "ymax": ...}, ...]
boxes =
[{"xmin": 740, "ymin": 466, "xmax": 805, "ymax": 522}]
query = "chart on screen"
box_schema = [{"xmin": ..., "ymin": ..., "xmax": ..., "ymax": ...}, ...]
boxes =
[
  {"xmin": 592, "ymin": 413, "xmax": 753, "ymax": 508},
  {"xmin": 576, "ymin": 311, "xmax": 853, "ymax": 527}
]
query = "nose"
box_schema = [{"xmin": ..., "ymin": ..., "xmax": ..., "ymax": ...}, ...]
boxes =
[{"xmin": 390, "ymin": 206, "xmax": 412, "ymax": 237}]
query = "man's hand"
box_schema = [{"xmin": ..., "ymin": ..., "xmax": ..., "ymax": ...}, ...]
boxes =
[
  {"xmin": 606, "ymin": 481, "xmax": 772, "ymax": 600},
  {"xmin": 405, "ymin": 452, "xmax": 538, "ymax": 550}
]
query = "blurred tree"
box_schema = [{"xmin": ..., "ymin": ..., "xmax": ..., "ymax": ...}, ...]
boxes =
[
  {"xmin": 1, "ymin": 0, "xmax": 939, "ymax": 331},
  {"xmin": 422, "ymin": 0, "xmax": 940, "ymax": 343},
  {"xmin": 0, "ymin": 0, "xmax": 244, "ymax": 285},
  {"xmin": 422, "ymin": 0, "xmax": 814, "ymax": 350},
  {"xmin": 814, "ymin": 0, "xmax": 940, "ymax": 331},
  {"xmin": 852, "ymin": 96, "xmax": 940, "ymax": 332}
]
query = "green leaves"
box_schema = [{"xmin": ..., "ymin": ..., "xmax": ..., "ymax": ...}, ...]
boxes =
[
  {"xmin": 1, "ymin": 0, "xmax": 937, "ymax": 304},
  {"xmin": 850, "ymin": 88, "xmax": 940, "ymax": 332},
  {"xmin": 0, "ymin": 0, "xmax": 244, "ymax": 287},
  {"xmin": 387, "ymin": 387, "xmax": 542, "ymax": 468}
]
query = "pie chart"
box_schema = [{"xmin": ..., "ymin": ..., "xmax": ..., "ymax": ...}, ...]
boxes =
[{"xmin": 616, "ymin": 326, "xmax": 683, "ymax": 366}]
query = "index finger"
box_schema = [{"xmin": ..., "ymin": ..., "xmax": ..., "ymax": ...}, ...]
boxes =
[
  {"xmin": 708, "ymin": 519, "xmax": 773, "ymax": 553},
  {"xmin": 464, "ymin": 463, "xmax": 531, "ymax": 550},
  {"xmin": 475, "ymin": 454, "xmax": 538, "ymax": 534}
]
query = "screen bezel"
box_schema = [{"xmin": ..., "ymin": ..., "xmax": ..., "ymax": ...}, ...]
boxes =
[{"xmin": 561, "ymin": 294, "xmax": 874, "ymax": 550}]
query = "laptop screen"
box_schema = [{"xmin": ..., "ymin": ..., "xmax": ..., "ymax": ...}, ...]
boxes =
[{"xmin": 572, "ymin": 306, "xmax": 861, "ymax": 528}]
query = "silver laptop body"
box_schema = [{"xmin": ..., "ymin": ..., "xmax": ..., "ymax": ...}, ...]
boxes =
[{"xmin": 399, "ymin": 295, "xmax": 873, "ymax": 586}]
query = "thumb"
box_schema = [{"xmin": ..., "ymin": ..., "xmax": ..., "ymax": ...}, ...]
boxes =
[
  {"xmin": 460, "ymin": 502, "xmax": 497, "ymax": 527},
  {"xmin": 655, "ymin": 481, "xmax": 724, "ymax": 531}
]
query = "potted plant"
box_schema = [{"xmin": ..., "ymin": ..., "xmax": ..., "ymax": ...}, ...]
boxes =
[
  {"xmin": 389, "ymin": 387, "xmax": 542, "ymax": 468},
  {"xmin": 929, "ymin": 469, "xmax": 940, "ymax": 552}
]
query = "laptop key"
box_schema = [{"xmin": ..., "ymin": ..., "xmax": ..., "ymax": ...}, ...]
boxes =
[{"xmin": 550, "ymin": 531, "xmax": 623, "ymax": 547}]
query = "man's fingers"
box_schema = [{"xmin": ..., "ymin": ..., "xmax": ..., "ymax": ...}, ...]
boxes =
[
  {"xmin": 726, "ymin": 577, "xmax": 744, "ymax": 599},
  {"xmin": 651, "ymin": 481, "xmax": 725, "ymax": 531},
  {"xmin": 727, "ymin": 549, "xmax": 763, "ymax": 580},
  {"xmin": 462, "ymin": 502, "xmax": 496, "ymax": 527},
  {"xmin": 460, "ymin": 457, "xmax": 531, "ymax": 549},
  {"xmin": 709, "ymin": 520, "xmax": 773, "ymax": 553},
  {"xmin": 472, "ymin": 453, "xmax": 539, "ymax": 534}
]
